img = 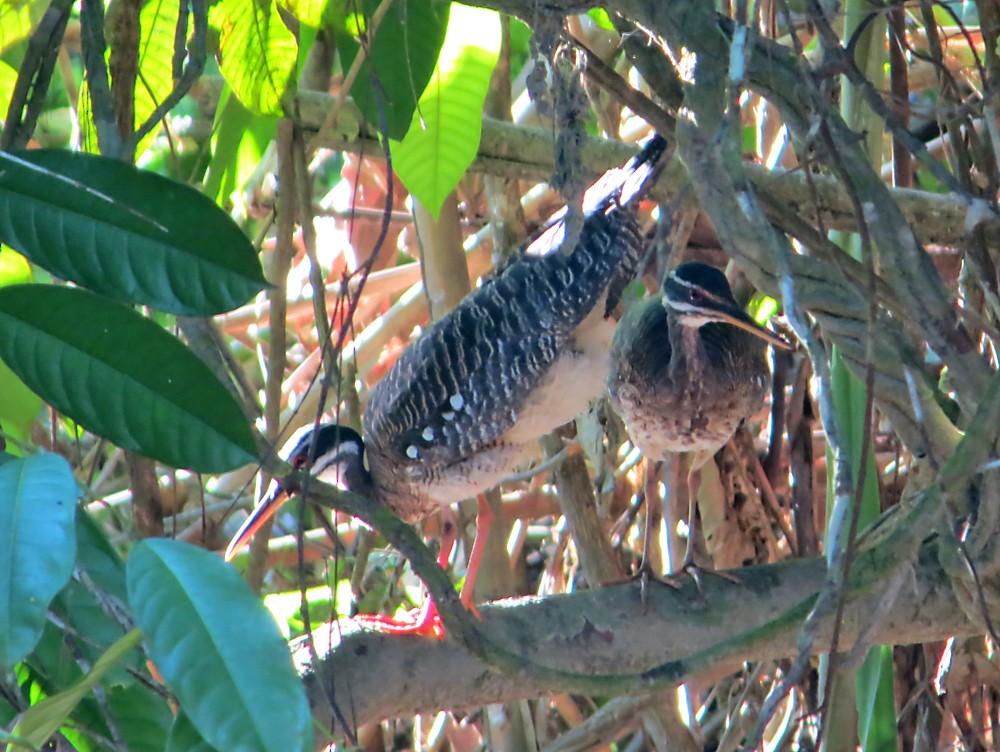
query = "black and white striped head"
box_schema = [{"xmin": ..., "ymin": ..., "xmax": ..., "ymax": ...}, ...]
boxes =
[
  {"xmin": 278, "ymin": 423, "xmax": 368, "ymax": 487},
  {"xmin": 224, "ymin": 423, "xmax": 369, "ymax": 561},
  {"xmin": 662, "ymin": 262, "xmax": 790, "ymax": 350}
]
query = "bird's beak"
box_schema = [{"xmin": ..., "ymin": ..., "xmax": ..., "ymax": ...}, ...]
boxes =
[
  {"xmin": 224, "ymin": 480, "xmax": 289, "ymax": 562},
  {"xmin": 714, "ymin": 306, "xmax": 793, "ymax": 351}
]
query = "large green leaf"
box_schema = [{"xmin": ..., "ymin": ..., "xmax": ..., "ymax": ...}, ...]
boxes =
[
  {"xmin": 211, "ymin": 0, "xmax": 298, "ymax": 116},
  {"xmin": 0, "ymin": 284, "xmax": 258, "ymax": 472},
  {"xmin": 391, "ymin": 4, "xmax": 501, "ymax": 218},
  {"xmin": 12, "ymin": 630, "xmax": 143, "ymax": 748},
  {"xmin": 334, "ymin": 0, "xmax": 450, "ymax": 139},
  {"xmin": 0, "ymin": 453, "xmax": 77, "ymax": 669},
  {"xmin": 0, "ymin": 149, "xmax": 268, "ymax": 316},
  {"xmin": 127, "ymin": 540, "xmax": 313, "ymax": 752}
]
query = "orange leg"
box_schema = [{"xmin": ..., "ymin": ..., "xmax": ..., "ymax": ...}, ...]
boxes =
[
  {"xmin": 354, "ymin": 498, "xmax": 489, "ymax": 639},
  {"xmin": 459, "ymin": 495, "xmax": 491, "ymax": 609}
]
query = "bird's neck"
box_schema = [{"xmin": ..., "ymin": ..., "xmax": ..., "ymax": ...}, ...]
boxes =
[{"xmin": 668, "ymin": 321, "xmax": 702, "ymax": 375}]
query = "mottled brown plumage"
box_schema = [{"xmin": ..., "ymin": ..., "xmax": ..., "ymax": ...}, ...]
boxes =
[
  {"xmin": 607, "ymin": 262, "xmax": 790, "ymax": 573},
  {"xmin": 608, "ymin": 263, "xmax": 782, "ymax": 458}
]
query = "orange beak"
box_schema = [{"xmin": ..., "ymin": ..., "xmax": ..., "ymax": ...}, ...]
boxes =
[
  {"xmin": 224, "ymin": 481, "xmax": 289, "ymax": 562},
  {"xmin": 714, "ymin": 307, "xmax": 793, "ymax": 351}
]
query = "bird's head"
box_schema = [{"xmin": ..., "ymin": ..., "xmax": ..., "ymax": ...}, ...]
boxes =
[
  {"xmin": 224, "ymin": 423, "xmax": 368, "ymax": 562},
  {"xmin": 662, "ymin": 262, "xmax": 791, "ymax": 350}
]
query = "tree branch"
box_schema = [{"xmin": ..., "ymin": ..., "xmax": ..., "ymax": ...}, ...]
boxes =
[
  {"xmin": 301, "ymin": 540, "xmax": 988, "ymax": 737},
  {"xmin": 190, "ymin": 78, "xmax": 984, "ymax": 250}
]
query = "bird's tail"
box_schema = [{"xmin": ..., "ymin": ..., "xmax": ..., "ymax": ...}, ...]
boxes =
[
  {"xmin": 619, "ymin": 133, "xmax": 670, "ymax": 205},
  {"xmin": 588, "ymin": 134, "xmax": 669, "ymax": 316},
  {"xmin": 583, "ymin": 133, "xmax": 670, "ymax": 213}
]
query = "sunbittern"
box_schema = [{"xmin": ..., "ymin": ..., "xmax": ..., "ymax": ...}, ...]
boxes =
[
  {"xmin": 226, "ymin": 135, "xmax": 670, "ymax": 636},
  {"xmin": 607, "ymin": 261, "xmax": 791, "ymax": 581}
]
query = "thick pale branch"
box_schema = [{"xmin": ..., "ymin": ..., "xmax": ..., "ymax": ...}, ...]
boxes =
[
  {"xmin": 191, "ymin": 80, "xmax": 979, "ymax": 250},
  {"xmin": 302, "ymin": 543, "xmax": 981, "ymax": 737}
]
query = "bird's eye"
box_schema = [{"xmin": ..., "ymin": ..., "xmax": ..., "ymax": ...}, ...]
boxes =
[
  {"xmin": 292, "ymin": 454, "xmax": 310, "ymax": 469},
  {"xmin": 688, "ymin": 288, "xmax": 704, "ymax": 303}
]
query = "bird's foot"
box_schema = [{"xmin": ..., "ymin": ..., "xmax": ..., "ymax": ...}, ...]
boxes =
[
  {"xmin": 354, "ymin": 598, "xmax": 446, "ymax": 639},
  {"xmin": 353, "ymin": 597, "xmax": 480, "ymax": 640},
  {"xmin": 676, "ymin": 553, "xmax": 742, "ymax": 593},
  {"xmin": 605, "ymin": 560, "xmax": 684, "ymax": 612}
]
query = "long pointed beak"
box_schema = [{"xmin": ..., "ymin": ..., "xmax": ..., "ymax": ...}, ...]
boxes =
[
  {"xmin": 714, "ymin": 307, "xmax": 793, "ymax": 350},
  {"xmin": 224, "ymin": 481, "xmax": 289, "ymax": 562}
]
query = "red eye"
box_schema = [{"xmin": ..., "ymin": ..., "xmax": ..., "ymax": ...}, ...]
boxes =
[
  {"xmin": 291, "ymin": 454, "xmax": 310, "ymax": 469},
  {"xmin": 689, "ymin": 288, "xmax": 704, "ymax": 303}
]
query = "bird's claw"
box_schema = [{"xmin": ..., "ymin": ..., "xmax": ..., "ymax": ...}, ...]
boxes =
[
  {"xmin": 352, "ymin": 597, "xmax": 481, "ymax": 640},
  {"xmin": 353, "ymin": 599, "xmax": 448, "ymax": 639}
]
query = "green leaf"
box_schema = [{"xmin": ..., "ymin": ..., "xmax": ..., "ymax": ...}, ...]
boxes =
[
  {"xmin": 0, "ymin": 249, "xmax": 40, "ymax": 444},
  {"xmin": 76, "ymin": 79, "xmax": 99, "ymax": 154},
  {"xmin": 203, "ymin": 86, "xmax": 278, "ymax": 207},
  {"xmin": 0, "ymin": 357, "xmax": 41, "ymax": 446},
  {"xmin": 133, "ymin": 0, "xmax": 181, "ymax": 156},
  {"xmin": 0, "ymin": 0, "xmax": 47, "ymax": 53},
  {"xmin": 0, "ymin": 149, "xmax": 268, "ymax": 315},
  {"xmin": 12, "ymin": 630, "xmax": 143, "ymax": 747},
  {"xmin": 0, "ymin": 284, "xmax": 258, "ymax": 472},
  {"xmin": 586, "ymin": 8, "xmax": 615, "ymax": 30},
  {"xmin": 62, "ymin": 510, "xmax": 138, "ymax": 683},
  {"xmin": 0, "ymin": 453, "xmax": 77, "ymax": 669},
  {"xmin": 211, "ymin": 0, "xmax": 298, "ymax": 116},
  {"xmin": 16, "ymin": 626, "xmax": 107, "ymax": 752},
  {"xmin": 127, "ymin": 540, "xmax": 313, "ymax": 752},
  {"xmin": 106, "ymin": 685, "xmax": 174, "ymax": 752},
  {"xmin": 75, "ymin": 508, "xmax": 129, "ymax": 604},
  {"xmin": 0, "ymin": 59, "xmax": 17, "ymax": 120},
  {"xmin": 278, "ymin": 0, "xmax": 344, "ymax": 29},
  {"xmin": 167, "ymin": 711, "xmax": 221, "ymax": 752},
  {"xmin": 391, "ymin": 4, "xmax": 501, "ymax": 218},
  {"xmin": 334, "ymin": 0, "xmax": 450, "ymax": 139},
  {"xmin": 857, "ymin": 645, "xmax": 898, "ymax": 752}
]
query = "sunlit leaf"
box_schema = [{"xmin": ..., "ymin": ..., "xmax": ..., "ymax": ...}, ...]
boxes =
[
  {"xmin": 0, "ymin": 249, "xmax": 40, "ymax": 445},
  {"xmin": 0, "ymin": 59, "xmax": 18, "ymax": 121},
  {"xmin": 133, "ymin": 0, "xmax": 181, "ymax": 156},
  {"xmin": 0, "ymin": 0, "xmax": 47, "ymax": 53},
  {"xmin": 391, "ymin": 4, "xmax": 501, "ymax": 218},
  {"xmin": 211, "ymin": 0, "xmax": 298, "ymax": 116},
  {"xmin": 278, "ymin": 0, "xmax": 346, "ymax": 29}
]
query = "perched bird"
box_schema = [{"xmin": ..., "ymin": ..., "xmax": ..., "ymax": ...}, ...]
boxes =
[
  {"xmin": 607, "ymin": 261, "xmax": 791, "ymax": 578},
  {"xmin": 226, "ymin": 135, "xmax": 670, "ymax": 636}
]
